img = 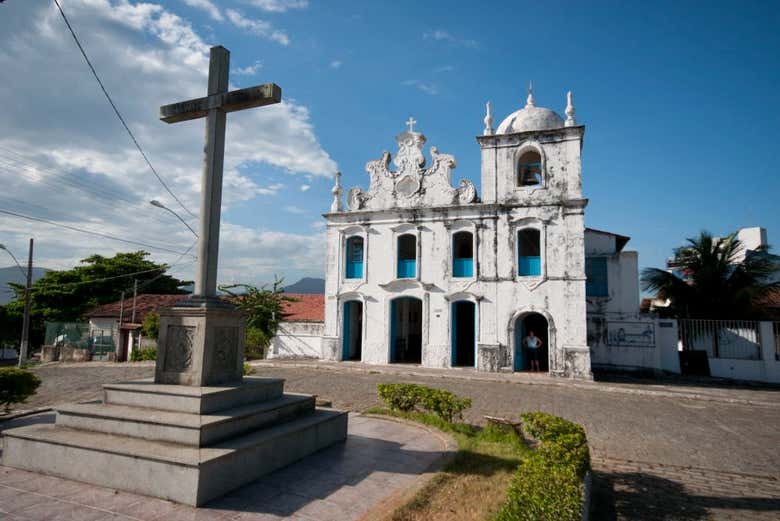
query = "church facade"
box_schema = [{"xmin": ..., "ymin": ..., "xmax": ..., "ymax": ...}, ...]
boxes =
[{"xmin": 320, "ymin": 90, "xmax": 595, "ymax": 379}]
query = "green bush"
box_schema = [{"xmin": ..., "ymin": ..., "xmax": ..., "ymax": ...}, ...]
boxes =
[
  {"xmin": 142, "ymin": 312, "xmax": 159, "ymax": 340},
  {"xmin": 243, "ymin": 362, "xmax": 255, "ymax": 376},
  {"xmin": 495, "ymin": 454, "xmax": 582, "ymax": 521},
  {"xmin": 0, "ymin": 367, "xmax": 42, "ymax": 413},
  {"xmin": 130, "ymin": 347, "xmax": 157, "ymax": 362},
  {"xmin": 496, "ymin": 412, "xmax": 590, "ymax": 520},
  {"xmin": 245, "ymin": 326, "xmax": 269, "ymax": 360},
  {"xmin": 376, "ymin": 383, "xmax": 471, "ymax": 422}
]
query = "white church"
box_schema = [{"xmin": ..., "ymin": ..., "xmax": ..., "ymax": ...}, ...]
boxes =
[{"xmin": 271, "ymin": 89, "xmax": 640, "ymax": 379}]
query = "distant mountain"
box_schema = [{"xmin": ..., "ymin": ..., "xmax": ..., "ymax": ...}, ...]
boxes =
[
  {"xmin": 284, "ymin": 277, "xmax": 325, "ymax": 294},
  {"xmin": 0, "ymin": 266, "xmax": 50, "ymax": 305}
]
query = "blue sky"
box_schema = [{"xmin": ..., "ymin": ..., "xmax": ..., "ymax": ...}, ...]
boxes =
[{"xmin": 0, "ymin": 0, "xmax": 778, "ymax": 290}]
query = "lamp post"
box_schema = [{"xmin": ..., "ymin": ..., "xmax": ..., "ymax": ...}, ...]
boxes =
[
  {"xmin": 0, "ymin": 240, "xmax": 33, "ymax": 367},
  {"xmin": 150, "ymin": 200, "xmax": 198, "ymax": 238}
]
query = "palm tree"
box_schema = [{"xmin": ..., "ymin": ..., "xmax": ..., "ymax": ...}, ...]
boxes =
[{"xmin": 641, "ymin": 231, "xmax": 779, "ymax": 319}]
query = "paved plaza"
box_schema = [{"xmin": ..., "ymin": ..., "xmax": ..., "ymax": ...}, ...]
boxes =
[
  {"xmin": 2, "ymin": 361, "xmax": 779, "ymax": 520},
  {"xmin": 0, "ymin": 412, "xmax": 451, "ymax": 520}
]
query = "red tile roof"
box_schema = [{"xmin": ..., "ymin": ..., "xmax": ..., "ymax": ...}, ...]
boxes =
[
  {"xmin": 282, "ymin": 294, "xmax": 324, "ymax": 322},
  {"xmin": 87, "ymin": 294, "xmax": 189, "ymax": 323}
]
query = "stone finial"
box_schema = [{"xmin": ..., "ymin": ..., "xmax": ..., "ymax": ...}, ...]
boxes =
[
  {"xmin": 565, "ymin": 90, "xmax": 576, "ymax": 127},
  {"xmin": 330, "ymin": 171, "xmax": 343, "ymax": 212},
  {"xmin": 483, "ymin": 101, "xmax": 494, "ymax": 136},
  {"xmin": 526, "ymin": 81, "xmax": 535, "ymax": 107}
]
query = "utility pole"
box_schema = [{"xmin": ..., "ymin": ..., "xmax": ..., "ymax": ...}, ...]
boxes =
[
  {"xmin": 18, "ymin": 238, "xmax": 33, "ymax": 367},
  {"xmin": 131, "ymin": 279, "xmax": 138, "ymax": 323}
]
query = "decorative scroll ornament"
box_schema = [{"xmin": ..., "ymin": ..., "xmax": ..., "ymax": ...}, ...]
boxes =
[{"xmin": 346, "ymin": 120, "xmax": 477, "ymax": 211}]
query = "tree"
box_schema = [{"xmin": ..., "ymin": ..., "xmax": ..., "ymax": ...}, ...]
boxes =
[
  {"xmin": 219, "ymin": 278, "xmax": 297, "ymax": 359},
  {"xmin": 1, "ymin": 251, "xmax": 191, "ymax": 348},
  {"xmin": 641, "ymin": 231, "xmax": 779, "ymax": 319},
  {"xmin": 142, "ymin": 312, "xmax": 160, "ymax": 340}
]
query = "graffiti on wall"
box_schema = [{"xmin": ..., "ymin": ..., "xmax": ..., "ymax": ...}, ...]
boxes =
[{"xmin": 607, "ymin": 321, "xmax": 655, "ymax": 347}]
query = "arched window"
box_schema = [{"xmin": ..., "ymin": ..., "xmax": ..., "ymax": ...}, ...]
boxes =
[
  {"xmin": 452, "ymin": 231, "xmax": 473, "ymax": 278},
  {"xmin": 397, "ymin": 234, "xmax": 417, "ymax": 278},
  {"xmin": 517, "ymin": 150, "xmax": 542, "ymax": 187},
  {"xmin": 345, "ymin": 236, "xmax": 364, "ymax": 279},
  {"xmin": 518, "ymin": 229, "xmax": 541, "ymax": 276}
]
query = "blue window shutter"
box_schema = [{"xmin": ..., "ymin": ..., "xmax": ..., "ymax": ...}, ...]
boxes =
[
  {"xmin": 453, "ymin": 258, "xmax": 473, "ymax": 277},
  {"xmin": 345, "ymin": 238, "xmax": 363, "ymax": 279},
  {"xmin": 585, "ymin": 257, "xmax": 608, "ymax": 296}
]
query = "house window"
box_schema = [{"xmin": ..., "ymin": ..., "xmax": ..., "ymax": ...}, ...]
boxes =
[
  {"xmin": 518, "ymin": 229, "xmax": 541, "ymax": 276},
  {"xmin": 517, "ymin": 150, "xmax": 542, "ymax": 187},
  {"xmin": 345, "ymin": 236, "xmax": 364, "ymax": 279},
  {"xmin": 586, "ymin": 257, "xmax": 608, "ymax": 297},
  {"xmin": 397, "ymin": 234, "xmax": 417, "ymax": 278},
  {"xmin": 452, "ymin": 231, "xmax": 473, "ymax": 278}
]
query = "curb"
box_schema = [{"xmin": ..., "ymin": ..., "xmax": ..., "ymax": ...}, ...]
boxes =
[
  {"xmin": 0, "ymin": 407, "xmax": 53, "ymax": 425},
  {"xmin": 251, "ymin": 360, "xmax": 780, "ymax": 408},
  {"xmin": 355, "ymin": 413, "xmax": 458, "ymax": 521}
]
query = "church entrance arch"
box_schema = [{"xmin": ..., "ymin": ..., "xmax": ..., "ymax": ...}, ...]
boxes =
[
  {"xmin": 451, "ymin": 301, "xmax": 476, "ymax": 367},
  {"xmin": 513, "ymin": 313, "xmax": 549, "ymax": 372},
  {"xmin": 342, "ymin": 300, "xmax": 363, "ymax": 361},
  {"xmin": 390, "ymin": 297, "xmax": 422, "ymax": 364}
]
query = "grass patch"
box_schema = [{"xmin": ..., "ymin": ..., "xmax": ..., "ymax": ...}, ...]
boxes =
[{"xmin": 365, "ymin": 407, "xmax": 531, "ymax": 521}]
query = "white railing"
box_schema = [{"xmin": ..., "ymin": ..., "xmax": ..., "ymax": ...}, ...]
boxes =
[{"xmin": 678, "ymin": 319, "xmax": 762, "ymax": 360}]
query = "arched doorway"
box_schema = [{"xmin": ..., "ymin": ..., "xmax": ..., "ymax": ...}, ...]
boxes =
[
  {"xmin": 390, "ymin": 297, "xmax": 422, "ymax": 364},
  {"xmin": 451, "ymin": 301, "xmax": 476, "ymax": 367},
  {"xmin": 342, "ymin": 301, "xmax": 362, "ymax": 361},
  {"xmin": 513, "ymin": 313, "xmax": 549, "ymax": 372}
]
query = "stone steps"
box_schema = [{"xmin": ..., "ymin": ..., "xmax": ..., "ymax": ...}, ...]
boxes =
[
  {"xmin": 102, "ymin": 376, "xmax": 285, "ymax": 413},
  {"xmin": 56, "ymin": 393, "xmax": 315, "ymax": 446},
  {"xmin": 3, "ymin": 408, "xmax": 347, "ymax": 506}
]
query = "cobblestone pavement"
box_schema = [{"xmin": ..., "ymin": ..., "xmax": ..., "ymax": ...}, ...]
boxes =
[
  {"xmin": 0, "ymin": 414, "xmax": 450, "ymax": 520},
  {"xmin": 7, "ymin": 362, "xmax": 780, "ymax": 520}
]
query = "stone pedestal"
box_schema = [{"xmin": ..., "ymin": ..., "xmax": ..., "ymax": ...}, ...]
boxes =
[
  {"xmin": 2, "ymin": 299, "xmax": 348, "ymax": 506},
  {"xmin": 156, "ymin": 300, "xmax": 245, "ymax": 386}
]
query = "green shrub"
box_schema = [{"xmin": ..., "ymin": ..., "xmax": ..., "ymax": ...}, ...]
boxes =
[
  {"xmin": 245, "ymin": 326, "xmax": 269, "ymax": 360},
  {"xmin": 142, "ymin": 313, "xmax": 159, "ymax": 340},
  {"xmin": 376, "ymin": 383, "xmax": 472, "ymax": 422},
  {"xmin": 130, "ymin": 347, "xmax": 157, "ymax": 362},
  {"xmin": 0, "ymin": 367, "xmax": 41, "ymax": 413},
  {"xmin": 496, "ymin": 412, "xmax": 590, "ymax": 520},
  {"xmin": 243, "ymin": 362, "xmax": 255, "ymax": 376},
  {"xmin": 495, "ymin": 453, "xmax": 582, "ymax": 521}
]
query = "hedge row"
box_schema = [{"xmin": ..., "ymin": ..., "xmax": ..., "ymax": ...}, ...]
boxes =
[
  {"xmin": 495, "ymin": 412, "xmax": 590, "ymax": 521},
  {"xmin": 376, "ymin": 383, "xmax": 472, "ymax": 422}
]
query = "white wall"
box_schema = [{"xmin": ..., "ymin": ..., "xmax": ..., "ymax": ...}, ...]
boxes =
[
  {"xmin": 269, "ymin": 321, "xmax": 324, "ymax": 359},
  {"xmin": 586, "ymin": 251, "xmax": 639, "ymax": 316}
]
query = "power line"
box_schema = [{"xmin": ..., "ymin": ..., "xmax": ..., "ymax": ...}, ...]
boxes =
[
  {"xmin": 0, "ymin": 207, "xmax": 196, "ymax": 257},
  {"xmin": 52, "ymin": 0, "xmax": 196, "ymax": 220},
  {"xmin": 136, "ymin": 240, "xmax": 198, "ymax": 293}
]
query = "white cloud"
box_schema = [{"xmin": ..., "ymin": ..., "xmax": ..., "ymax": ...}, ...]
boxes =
[
  {"xmin": 244, "ymin": 0, "xmax": 309, "ymax": 13},
  {"xmin": 0, "ymin": 0, "xmax": 334, "ymax": 285},
  {"xmin": 232, "ymin": 60, "xmax": 263, "ymax": 76},
  {"xmin": 300, "ymin": 184, "xmax": 311, "ymax": 192},
  {"xmin": 284, "ymin": 205, "xmax": 307, "ymax": 214},
  {"xmin": 311, "ymin": 220, "xmax": 326, "ymax": 229},
  {"xmin": 329, "ymin": 60, "xmax": 342, "ymax": 69},
  {"xmin": 402, "ymin": 79, "xmax": 439, "ymax": 96},
  {"xmin": 180, "ymin": 0, "xmax": 223, "ymax": 21},
  {"xmin": 423, "ymin": 29, "xmax": 479, "ymax": 49},
  {"xmin": 225, "ymin": 9, "xmax": 290, "ymax": 45},
  {"xmin": 435, "ymin": 65, "xmax": 454, "ymax": 73}
]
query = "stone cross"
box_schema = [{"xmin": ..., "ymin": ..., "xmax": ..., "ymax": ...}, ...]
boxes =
[
  {"xmin": 405, "ymin": 116, "xmax": 417, "ymax": 133},
  {"xmin": 160, "ymin": 46, "xmax": 281, "ymax": 298}
]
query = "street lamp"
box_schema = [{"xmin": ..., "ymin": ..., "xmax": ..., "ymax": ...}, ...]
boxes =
[
  {"xmin": 150, "ymin": 200, "xmax": 198, "ymax": 238},
  {"xmin": 0, "ymin": 240, "xmax": 33, "ymax": 367}
]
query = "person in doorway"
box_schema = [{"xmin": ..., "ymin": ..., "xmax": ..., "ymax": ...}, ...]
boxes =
[{"xmin": 524, "ymin": 330, "xmax": 543, "ymax": 372}]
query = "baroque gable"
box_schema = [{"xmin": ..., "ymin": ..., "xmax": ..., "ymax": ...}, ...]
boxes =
[{"xmin": 345, "ymin": 123, "xmax": 477, "ymax": 212}]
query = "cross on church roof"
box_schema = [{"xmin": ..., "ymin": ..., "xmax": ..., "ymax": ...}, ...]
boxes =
[{"xmin": 405, "ymin": 116, "xmax": 417, "ymax": 133}]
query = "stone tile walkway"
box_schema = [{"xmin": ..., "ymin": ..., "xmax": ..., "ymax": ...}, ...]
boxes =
[{"xmin": 0, "ymin": 413, "xmax": 452, "ymax": 521}]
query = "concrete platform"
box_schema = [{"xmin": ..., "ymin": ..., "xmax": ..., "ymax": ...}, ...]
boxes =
[
  {"xmin": 56, "ymin": 393, "xmax": 315, "ymax": 445},
  {"xmin": 1, "ymin": 377, "xmax": 348, "ymax": 506},
  {"xmin": 0, "ymin": 413, "xmax": 453, "ymax": 521}
]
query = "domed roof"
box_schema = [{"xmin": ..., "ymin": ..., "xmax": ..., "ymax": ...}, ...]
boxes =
[{"xmin": 495, "ymin": 91, "xmax": 564, "ymax": 134}]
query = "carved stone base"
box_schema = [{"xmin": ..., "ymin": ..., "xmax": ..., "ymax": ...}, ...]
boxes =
[
  {"xmin": 156, "ymin": 299, "xmax": 245, "ymax": 386},
  {"xmin": 561, "ymin": 345, "xmax": 593, "ymax": 380},
  {"xmin": 477, "ymin": 344, "xmax": 501, "ymax": 372}
]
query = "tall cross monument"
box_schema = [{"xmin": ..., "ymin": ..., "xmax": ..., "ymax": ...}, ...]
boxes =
[{"xmin": 155, "ymin": 46, "xmax": 281, "ymax": 386}]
